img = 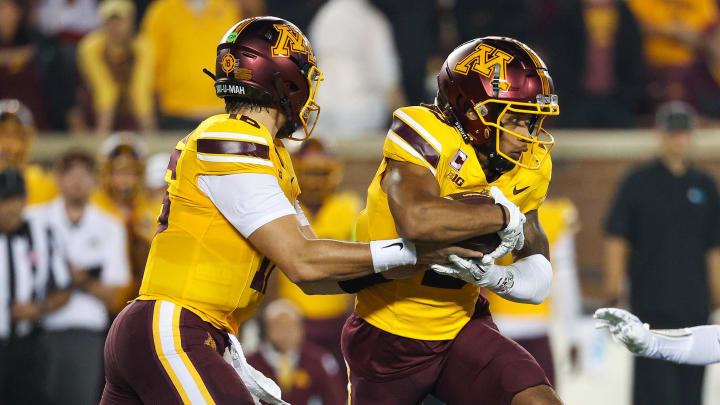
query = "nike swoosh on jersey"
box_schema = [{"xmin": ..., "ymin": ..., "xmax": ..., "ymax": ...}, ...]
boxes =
[
  {"xmin": 513, "ymin": 185, "xmax": 530, "ymax": 195},
  {"xmin": 382, "ymin": 242, "xmax": 404, "ymax": 250}
]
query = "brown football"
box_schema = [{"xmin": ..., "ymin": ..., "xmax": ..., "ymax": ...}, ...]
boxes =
[{"xmin": 445, "ymin": 192, "xmax": 501, "ymax": 254}]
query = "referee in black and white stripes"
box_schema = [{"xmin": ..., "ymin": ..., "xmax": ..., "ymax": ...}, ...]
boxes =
[{"xmin": 0, "ymin": 168, "xmax": 70, "ymax": 405}]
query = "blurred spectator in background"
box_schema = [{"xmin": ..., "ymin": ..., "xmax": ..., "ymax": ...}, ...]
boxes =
[
  {"xmin": 626, "ymin": 0, "xmax": 718, "ymax": 106},
  {"xmin": 369, "ymin": 0, "xmax": 439, "ymax": 106},
  {"xmin": 275, "ymin": 139, "xmax": 360, "ymax": 369},
  {"xmin": 266, "ymin": 0, "xmax": 323, "ymax": 32},
  {"xmin": 0, "ymin": 168, "xmax": 69, "ymax": 405},
  {"xmin": 41, "ymin": 150, "xmax": 130, "ymax": 405},
  {"xmin": 73, "ymin": 0, "xmax": 155, "ymax": 136},
  {"xmin": 0, "ymin": 0, "xmax": 72, "ymax": 129},
  {"xmin": 690, "ymin": 22, "xmax": 720, "ymax": 119},
  {"xmin": 247, "ymin": 299, "xmax": 346, "ymax": 405},
  {"xmin": 144, "ymin": 152, "xmax": 170, "ymax": 204},
  {"xmin": 0, "ymin": 99, "xmax": 58, "ymax": 205},
  {"xmin": 486, "ymin": 198, "xmax": 584, "ymax": 386},
  {"xmin": 549, "ymin": 0, "xmax": 645, "ymax": 128},
  {"xmin": 36, "ymin": 0, "xmax": 100, "ymax": 40},
  {"xmin": 604, "ymin": 101, "xmax": 720, "ymax": 405},
  {"xmin": 141, "ymin": 0, "xmax": 240, "ymax": 130},
  {"xmin": 453, "ymin": 0, "xmax": 538, "ymax": 45},
  {"xmin": 36, "ymin": 0, "xmax": 100, "ymax": 128},
  {"xmin": 92, "ymin": 134, "xmax": 154, "ymax": 313},
  {"xmin": 309, "ymin": 0, "xmax": 404, "ymax": 138}
]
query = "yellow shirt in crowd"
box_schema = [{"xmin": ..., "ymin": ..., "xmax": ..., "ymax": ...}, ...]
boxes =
[
  {"xmin": 77, "ymin": 30, "xmax": 155, "ymax": 118},
  {"xmin": 141, "ymin": 0, "xmax": 240, "ymax": 118},
  {"xmin": 24, "ymin": 165, "xmax": 58, "ymax": 206},
  {"xmin": 628, "ymin": 0, "xmax": 717, "ymax": 67}
]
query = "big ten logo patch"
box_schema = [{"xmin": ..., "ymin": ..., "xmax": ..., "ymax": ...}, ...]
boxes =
[
  {"xmin": 271, "ymin": 24, "xmax": 315, "ymax": 64},
  {"xmin": 452, "ymin": 44, "xmax": 514, "ymax": 90},
  {"xmin": 446, "ymin": 171, "xmax": 465, "ymax": 187}
]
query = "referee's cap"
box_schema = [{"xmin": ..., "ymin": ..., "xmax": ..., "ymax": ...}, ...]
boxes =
[
  {"xmin": 0, "ymin": 168, "xmax": 26, "ymax": 200},
  {"xmin": 655, "ymin": 100, "xmax": 696, "ymax": 132}
]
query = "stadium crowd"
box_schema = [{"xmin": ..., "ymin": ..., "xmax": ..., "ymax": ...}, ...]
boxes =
[
  {"xmin": 1, "ymin": 0, "xmax": 720, "ymax": 404},
  {"xmin": 2, "ymin": 0, "xmax": 720, "ymax": 136}
]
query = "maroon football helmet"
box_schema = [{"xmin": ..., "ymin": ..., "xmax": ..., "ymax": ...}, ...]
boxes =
[
  {"xmin": 212, "ymin": 17, "xmax": 322, "ymax": 140},
  {"xmin": 437, "ymin": 37, "xmax": 559, "ymax": 170}
]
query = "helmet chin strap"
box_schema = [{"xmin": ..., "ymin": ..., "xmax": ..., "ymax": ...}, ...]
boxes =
[
  {"xmin": 476, "ymin": 128, "xmax": 515, "ymax": 177},
  {"xmin": 272, "ymin": 72, "xmax": 300, "ymax": 139}
]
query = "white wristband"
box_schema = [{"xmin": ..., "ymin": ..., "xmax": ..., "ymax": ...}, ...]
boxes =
[{"xmin": 369, "ymin": 238, "xmax": 417, "ymax": 273}]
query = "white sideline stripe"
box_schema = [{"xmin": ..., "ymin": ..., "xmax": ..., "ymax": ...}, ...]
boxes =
[
  {"xmin": 387, "ymin": 131, "xmax": 437, "ymax": 176},
  {"xmin": 394, "ymin": 110, "xmax": 442, "ymax": 152},
  {"xmin": 199, "ymin": 132, "xmax": 268, "ymax": 144},
  {"xmin": 197, "ymin": 154, "xmax": 274, "ymax": 166},
  {"xmin": 157, "ymin": 301, "xmax": 208, "ymax": 405}
]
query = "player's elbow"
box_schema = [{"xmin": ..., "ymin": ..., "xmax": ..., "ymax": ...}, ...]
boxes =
[
  {"xmin": 282, "ymin": 262, "xmax": 318, "ymax": 285},
  {"xmin": 393, "ymin": 204, "xmax": 435, "ymax": 240}
]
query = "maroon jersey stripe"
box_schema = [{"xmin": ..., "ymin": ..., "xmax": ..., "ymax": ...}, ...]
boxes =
[
  {"xmin": 197, "ymin": 139, "xmax": 270, "ymax": 159},
  {"xmin": 390, "ymin": 117, "xmax": 440, "ymax": 168}
]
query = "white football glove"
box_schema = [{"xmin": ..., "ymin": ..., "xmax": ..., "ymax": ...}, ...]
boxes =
[
  {"xmin": 484, "ymin": 186, "xmax": 525, "ymax": 265},
  {"xmin": 431, "ymin": 255, "xmax": 514, "ymax": 292},
  {"xmin": 593, "ymin": 308, "xmax": 651, "ymax": 356}
]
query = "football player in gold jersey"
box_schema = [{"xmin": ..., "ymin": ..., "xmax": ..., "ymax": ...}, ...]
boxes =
[
  {"xmin": 343, "ymin": 37, "xmax": 563, "ymax": 405},
  {"xmin": 100, "ymin": 17, "xmax": 487, "ymax": 405}
]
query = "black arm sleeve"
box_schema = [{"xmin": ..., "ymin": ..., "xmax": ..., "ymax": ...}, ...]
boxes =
[{"xmin": 338, "ymin": 273, "xmax": 390, "ymax": 294}]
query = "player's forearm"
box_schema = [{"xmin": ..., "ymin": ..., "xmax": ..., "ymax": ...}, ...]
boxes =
[
  {"xmin": 392, "ymin": 197, "xmax": 505, "ymax": 243},
  {"xmin": 285, "ymin": 238, "xmax": 416, "ymax": 286},
  {"xmin": 287, "ymin": 239, "xmax": 375, "ymax": 283},
  {"xmin": 643, "ymin": 325, "xmax": 720, "ymax": 365}
]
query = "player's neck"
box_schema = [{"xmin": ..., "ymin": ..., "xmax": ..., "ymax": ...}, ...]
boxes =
[
  {"xmin": 230, "ymin": 108, "xmax": 284, "ymax": 139},
  {"xmin": 473, "ymin": 148, "xmax": 502, "ymax": 183}
]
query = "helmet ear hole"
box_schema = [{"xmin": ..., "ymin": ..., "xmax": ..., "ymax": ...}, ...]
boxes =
[{"xmin": 287, "ymin": 81, "xmax": 299, "ymax": 92}]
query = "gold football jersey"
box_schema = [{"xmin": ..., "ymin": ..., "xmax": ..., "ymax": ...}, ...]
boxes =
[
  {"xmin": 137, "ymin": 114, "xmax": 300, "ymax": 334},
  {"xmin": 486, "ymin": 198, "xmax": 578, "ymax": 318},
  {"xmin": 276, "ymin": 192, "xmax": 361, "ymax": 319},
  {"xmin": 355, "ymin": 106, "xmax": 552, "ymax": 340}
]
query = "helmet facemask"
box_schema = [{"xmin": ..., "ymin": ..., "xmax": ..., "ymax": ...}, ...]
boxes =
[
  {"xmin": 474, "ymin": 94, "xmax": 559, "ymax": 170},
  {"xmin": 288, "ymin": 65, "xmax": 323, "ymax": 141}
]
